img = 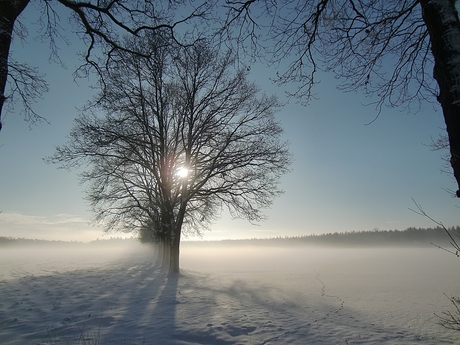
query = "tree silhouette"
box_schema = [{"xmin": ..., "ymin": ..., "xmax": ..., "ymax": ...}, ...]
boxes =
[
  {"xmin": 216, "ymin": 0, "xmax": 460, "ymax": 197},
  {"xmin": 47, "ymin": 34, "xmax": 291, "ymax": 273},
  {"xmin": 0, "ymin": 0, "xmax": 209, "ymax": 130}
]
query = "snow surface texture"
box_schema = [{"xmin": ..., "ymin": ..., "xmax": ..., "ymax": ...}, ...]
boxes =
[{"xmin": 0, "ymin": 243, "xmax": 458, "ymax": 344}]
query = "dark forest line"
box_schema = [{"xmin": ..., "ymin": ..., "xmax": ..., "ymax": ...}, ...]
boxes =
[
  {"xmin": 211, "ymin": 226, "xmax": 460, "ymax": 247},
  {"xmin": 2, "ymin": 226, "xmax": 459, "ymax": 248},
  {"xmin": 174, "ymin": 226, "xmax": 459, "ymax": 248},
  {"xmin": 0, "ymin": 236, "xmax": 137, "ymax": 247}
]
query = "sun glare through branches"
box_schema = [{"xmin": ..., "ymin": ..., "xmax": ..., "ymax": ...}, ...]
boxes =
[{"xmin": 177, "ymin": 167, "xmax": 189, "ymax": 178}]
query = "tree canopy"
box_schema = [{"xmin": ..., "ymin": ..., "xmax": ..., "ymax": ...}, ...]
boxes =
[
  {"xmin": 0, "ymin": 0, "xmax": 209, "ymax": 129},
  {"xmin": 5, "ymin": 0, "xmax": 460, "ymax": 197},
  {"xmin": 214, "ymin": 0, "xmax": 460, "ymax": 196},
  {"xmin": 48, "ymin": 34, "xmax": 291, "ymax": 272}
]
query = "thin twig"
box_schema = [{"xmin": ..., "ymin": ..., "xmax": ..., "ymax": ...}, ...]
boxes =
[{"xmin": 409, "ymin": 198, "xmax": 460, "ymax": 256}]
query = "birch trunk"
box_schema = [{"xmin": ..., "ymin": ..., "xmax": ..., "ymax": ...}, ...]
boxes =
[{"xmin": 420, "ymin": 0, "xmax": 460, "ymax": 196}]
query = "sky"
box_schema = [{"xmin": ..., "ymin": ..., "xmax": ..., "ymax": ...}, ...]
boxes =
[{"xmin": 0, "ymin": 4, "xmax": 458, "ymax": 242}]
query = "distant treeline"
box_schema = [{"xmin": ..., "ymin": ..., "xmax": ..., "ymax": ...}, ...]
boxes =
[
  {"xmin": 214, "ymin": 226, "xmax": 460, "ymax": 247},
  {"xmin": 0, "ymin": 237, "xmax": 137, "ymax": 247},
  {"xmin": 1, "ymin": 226, "xmax": 459, "ymax": 247}
]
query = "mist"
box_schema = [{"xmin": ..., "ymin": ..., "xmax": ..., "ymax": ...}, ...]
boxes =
[
  {"xmin": 0, "ymin": 239, "xmax": 152, "ymax": 280},
  {"xmin": 1, "ymin": 239, "xmax": 458, "ymax": 344}
]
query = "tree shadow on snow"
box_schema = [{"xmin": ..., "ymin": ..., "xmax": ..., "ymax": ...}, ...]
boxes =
[
  {"xmin": 0, "ymin": 252, "xmax": 238, "ymax": 344},
  {"xmin": 0, "ymin": 253, "xmax": 453, "ymax": 345}
]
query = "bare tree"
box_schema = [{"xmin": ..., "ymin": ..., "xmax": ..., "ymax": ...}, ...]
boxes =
[
  {"xmin": 410, "ymin": 198, "xmax": 460, "ymax": 333},
  {"xmin": 214, "ymin": 0, "xmax": 460, "ymax": 197},
  {"xmin": 47, "ymin": 34, "xmax": 291, "ymax": 273},
  {"xmin": 0, "ymin": 0, "xmax": 210, "ymax": 130},
  {"xmin": 437, "ymin": 294, "xmax": 460, "ymax": 332},
  {"xmin": 410, "ymin": 198, "xmax": 460, "ymax": 256}
]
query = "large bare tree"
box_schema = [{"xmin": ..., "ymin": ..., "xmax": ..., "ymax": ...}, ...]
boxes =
[
  {"xmin": 0, "ymin": 0, "xmax": 209, "ymax": 130},
  {"xmin": 215, "ymin": 0, "xmax": 460, "ymax": 197},
  {"xmin": 48, "ymin": 34, "xmax": 291, "ymax": 273}
]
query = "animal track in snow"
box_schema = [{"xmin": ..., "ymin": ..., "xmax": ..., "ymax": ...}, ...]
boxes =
[{"xmin": 310, "ymin": 268, "xmax": 345, "ymax": 322}]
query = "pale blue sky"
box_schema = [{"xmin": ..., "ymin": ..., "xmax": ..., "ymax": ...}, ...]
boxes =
[{"xmin": 0, "ymin": 5, "xmax": 458, "ymax": 242}]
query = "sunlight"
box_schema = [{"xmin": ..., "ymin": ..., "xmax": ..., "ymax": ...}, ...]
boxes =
[{"xmin": 177, "ymin": 167, "xmax": 189, "ymax": 178}]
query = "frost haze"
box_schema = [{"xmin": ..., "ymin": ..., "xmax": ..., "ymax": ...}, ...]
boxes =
[{"xmin": 0, "ymin": 242, "xmax": 458, "ymax": 344}]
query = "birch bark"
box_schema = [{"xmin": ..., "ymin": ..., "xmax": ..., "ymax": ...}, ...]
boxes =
[{"xmin": 420, "ymin": 0, "xmax": 460, "ymax": 196}]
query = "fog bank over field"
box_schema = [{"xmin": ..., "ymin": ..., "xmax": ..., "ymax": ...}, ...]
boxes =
[
  {"xmin": 0, "ymin": 239, "xmax": 150, "ymax": 280},
  {"xmin": 1, "ymin": 235, "xmax": 457, "ymax": 278},
  {"xmin": 1, "ymin": 225, "xmax": 458, "ymax": 279},
  {"xmin": 0, "ymin": 237, "xmax": 458, "ymax": 344},
  {"xmin": 2, "ymin": 224, "xmax": 458, "ymax": 247}
]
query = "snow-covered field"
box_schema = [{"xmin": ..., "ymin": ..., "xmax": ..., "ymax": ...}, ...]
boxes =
[{"xmin": 0, "ymin": 241, "xmax": 458, "ymax": 344}]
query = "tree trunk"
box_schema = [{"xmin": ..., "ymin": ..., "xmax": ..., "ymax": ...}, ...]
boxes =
[
  {"xmin": 0, "ymin": 0, "xmax": 30, "ymax": 130},
  {"xmin": 156, "ymin": 238, "xmax": 163, "ymax": 265},
  {"xmin": 420, "ymin": 0, "xmax": 460, "ymax": 197},
  {"xmin": 169, "ymin": 227, "xmax": 181, "ymax": 274},
  {"xmin": 160, "ymin": 206, "xmax": 173, "ymax": 270},
  {"xmin": 163, "ymin": 240, "xmax": 171, "ymax": 267},
  {"xmin": 169, "ymin": 200, "xmax": 187, "ymax": 274},
  {"xmin": 162, "ymin": 233, "xmax": 171, "ymax": 268}
]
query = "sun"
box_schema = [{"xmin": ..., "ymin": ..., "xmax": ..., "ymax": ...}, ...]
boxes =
[{"xmin": 177, "ymin": 167, "xmax": 189, "ymax": 178}]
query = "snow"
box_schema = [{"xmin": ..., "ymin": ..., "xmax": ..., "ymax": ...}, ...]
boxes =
[{"xmin": 0, "ymin": 242, "xmax": 458, "ymax": 344}]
